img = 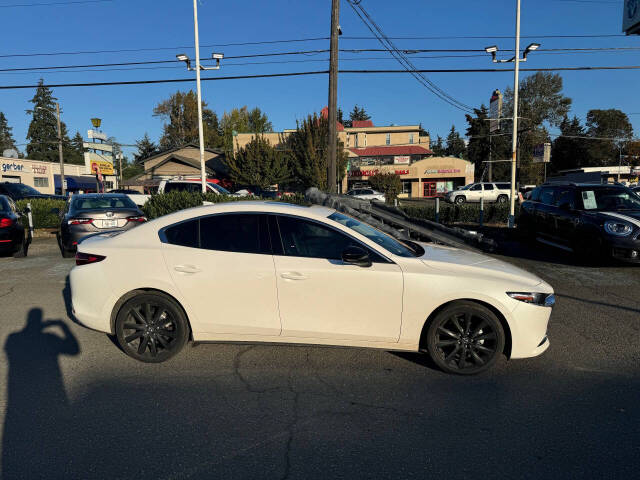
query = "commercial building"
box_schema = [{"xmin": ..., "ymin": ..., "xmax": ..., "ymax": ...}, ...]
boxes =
[
  {"xmin": 0, "ymin": 156, "xmax": 103, "ymax": 194},
  {"xmin": 552, "ymin": 166, "xmax": 640, "ymax": 185},
  {"xmin": 124, "ymin": 144, "xmax": 226, "ymax": 192},
  {"xmin": 233, "ymin": 110, "xmax": 474, "ymax": 197}
]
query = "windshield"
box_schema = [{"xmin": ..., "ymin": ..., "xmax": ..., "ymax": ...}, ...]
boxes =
[
  {"xmin": 328, "ymin": 212, "xmax": 417, "ymax": 257},
  {"xmin": 71, "ymin": 196, "xmax": 137, "ymax": 211},
  {"xmin": 3, "ymin": 183, "xmax": 41, "ymax": 196},
  {"xmin": 459, "ymin": 184, "xmax": 472, "ymax": 190},
  {"xmin": 0, "ymin": 197, "xmax": 11, "ymax": 212},
  {"xmin": 208, "ymin": 182, "xmax": 230, "ymax": 194},
  {"xmin": 579, "ymin": 187, "xmax": 640, "ymax": 211}
]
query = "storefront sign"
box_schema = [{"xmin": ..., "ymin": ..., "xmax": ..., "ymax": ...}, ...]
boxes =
[
  {"xmin": 32, "ymin": 164, "xmax": 48, "ymax": 175},
  {"xmin": 83, "ymin": 141, "xmax": 113, "ymax": 152},
  {"xmin": 1, "ymin": 161, "xmax": 25, "ymax": 173},
  {"xmin": 394, "ymin": 155, "xmax": 410, "ymax": 165},
  {"xmin": 349, "ymin": 169, "xmax": 409, "ymax": 177},
  {"xmin": 425, "ymin": 168, "xmax": 461, "ymax": 175},
  {"xmin": 87, "ymin": 129, "xmax": 107, "ymax": 141},
  {"xmin": 90, "ymin": 160, "xmax": 115, "ymax": 175}
]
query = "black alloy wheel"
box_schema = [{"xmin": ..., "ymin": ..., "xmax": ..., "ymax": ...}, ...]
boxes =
[
  {"xmin": 426, "ymin": 302, "xmax": 505, "ymax": 375},
  {"xmin": 115, "ymin": 293, "xmax": 189, "ymax": 363},
  {"xmin": 455, "ymin": 196, "xmax": 466, "ymax": 205}
]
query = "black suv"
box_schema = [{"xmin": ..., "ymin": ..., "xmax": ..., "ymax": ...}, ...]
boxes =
[
  {"xmin": 518, "ymin": 182, "xmax": 640, "ymax": 263},
  {"xmin": 0, "ymin": 182, "xmax": 65, "ymax": 201}
]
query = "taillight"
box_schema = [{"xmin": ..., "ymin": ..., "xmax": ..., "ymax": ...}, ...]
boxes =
[
  {"xmin": 75, "ymin": 252, "xmax": 106, "ymax": 266},
  {"xmin": 127, "ymin": 216, "xmax": 147, "ymax": 223},
  {"xmin": 68, "ymin": 218, "xmax": 93, "ymax": 225},
  {"xmin": 0, "ymin": 218, "xmax": 13, "ymax": 228}
]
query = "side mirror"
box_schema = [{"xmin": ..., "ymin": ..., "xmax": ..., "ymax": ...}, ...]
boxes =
[
  {"xmin": 50, "ymin": 207, "xmax": 60, "ymax": 215},
  {"xmin": 341, "ymin": 246, "xmax": 372, "ymax": 267}
]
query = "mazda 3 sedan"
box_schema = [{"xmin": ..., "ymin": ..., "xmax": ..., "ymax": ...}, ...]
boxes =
[
  {"xmin": 56, "ymin": 193, "xmax": 146, "ymax": 257},
  {"xmin": 71, "ymin": 201, "xmax": 554, "ymax": 374}
]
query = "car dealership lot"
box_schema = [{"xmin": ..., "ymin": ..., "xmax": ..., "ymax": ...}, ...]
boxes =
[{"xmin": 0, "ymin": 238, "xmax": 638, "ymax": 479}]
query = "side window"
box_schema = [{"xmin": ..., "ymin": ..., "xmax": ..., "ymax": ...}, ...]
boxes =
[
  {"xmin": 470, "ymin": 184, "xmax": 482, "ymax": 191},
  {"xmin": 276, "ymin": 215, "xmax": 365, "ymax": 260},
  {"xmin": 363, "ymin": 189, "xmax": 374, "ymax": 195},
  {"xmin": 530, "ymin": 187, "xmax": 542, "ymax": 202},
  {"xmin": 199, "ymin": 213, "xmax": 270, "ymax": 254},
  {"xmin": 554, "ymin": 189, "xmax": 576, "ymax": 209},
  {"xmin": 163, "ymin": 219, "xmax": 199, "ymax": 248},
  {"xmin": 539, "ymin": 187, "xmax": 555, "ymax": 205}
]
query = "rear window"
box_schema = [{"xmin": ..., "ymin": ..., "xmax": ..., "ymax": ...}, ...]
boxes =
[
  {"xmin": 1, "ymin": 183, "xmax": 41, "ymax": 197},
  {"xmin": 539, "ymin": 187, "xmax": 555, "ymax": 205},
  {"xmin": 0, "ymin": 197, "xmax": 11, "ymax": 212},
  {"xmin": 495, "ymin": 183, "xmax": 510, "ymax": 190},
  {"xmin": 72, "ymin": 196, "xmax": 137, "ymax": 210},
  {"xmin": 530, "ymin": 187, "xmax": 542, "ymax": 202},
  {"xmin": 164, "ymin": 219, "xmax": 199, "ymax": 248}
]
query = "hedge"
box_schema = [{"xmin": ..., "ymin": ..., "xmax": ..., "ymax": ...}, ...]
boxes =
[
  {"xmin": 16, "ymin": 198, "xmax": 67, "ymax": 229},
  {"xmin": 142, "ymin": 191, "xmax": 309, "ymax": 220},
  {"xmin": 400, "ymin": 201, "xmax": 519, "ymax": 225}
]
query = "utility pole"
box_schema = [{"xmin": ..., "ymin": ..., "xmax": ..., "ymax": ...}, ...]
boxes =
[
  {"xmin": 488, "ymin": 135, "xmax": 493, "ymax": 182},
  {"xmin": 55, "ymin": 102, "xmax": 66, "ymax": 197},
  {"xmin": 508, "ymin": 0, "xmax": 522, "ymax": 229},
  {"xmin": 327, "ymin": 0, "xmax": 340, "ymax": 193}
]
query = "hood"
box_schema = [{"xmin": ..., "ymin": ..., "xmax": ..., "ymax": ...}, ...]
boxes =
[
  {"xmin": 596, "ymin": 210, "xmax": 640, "ymax": 228},
  {"xmin": 418, "ymin": 243, "xmax": 548, "ymax": 289}
]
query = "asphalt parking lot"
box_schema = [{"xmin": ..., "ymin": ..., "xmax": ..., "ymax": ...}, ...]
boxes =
[{"xmin": 0, "ymin": 237, "xmax": 638, "ymax": 479}]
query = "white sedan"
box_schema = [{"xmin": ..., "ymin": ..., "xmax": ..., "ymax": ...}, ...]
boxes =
[
  {"xmin": 345, "ymin": 188, "xmax": 385, "ymax": 202},
  {"xmin": 70, "ymin": 201, "xmax": 554, "ymax": 374}
]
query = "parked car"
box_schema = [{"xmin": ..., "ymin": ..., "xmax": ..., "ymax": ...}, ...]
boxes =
[
  {"xmin": 109, "ymin": 188, "xmax": 151, "ymax": 207},
  {"xmin": 55, "ymin": 193, "xmax": 146, "ymax": 258},
  {"xmin": 518, "ymin": 182, "xmax": 640, "ymax": 263},
  {"xmin": 233, "ymin": 186, "xmax": 282, "ymax": 198},
  {"xmin": 71, "ymin": 201, "xmax": 554, "ymax": 374},
  {"xmin": 345, "ymin": 188, "xmax": 385, "ymax": 202},
  {"xmin": 123, "ymin": 178, "xmax": 234, "ymax": 205},
  {"xmin": 0, "ymin": 182, "xmax": 65, "ymax": 201},
  {"xmin": 0, "ymin": 194, "xmax": 27, "ymax": 257},
  {"xmin": 445, "ymin": 182, "xmax": 511, "ymax": 205},
  {"xmin": 632, "ymin": 185, "xmax": 640, "ymax": 195}
]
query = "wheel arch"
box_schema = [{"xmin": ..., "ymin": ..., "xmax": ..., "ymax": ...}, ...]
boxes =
[
  {"xmin": 419, "ymin": 298, "xmax": 512, "ymax": 358},
  {"xmin": 110, "ymin": 288, "xmax": 192, "ymax": 338}
]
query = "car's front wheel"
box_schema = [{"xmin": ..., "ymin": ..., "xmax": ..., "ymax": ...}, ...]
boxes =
[
  {"xmin": 454, "ymin": 195, "xmax": 466, "ymax": 205},
  {"xmin": 425, "ymin": 301, "xmax": 505, "ymax": 375},
  {"xmin": 115, "ymin": 293, "xmax": 190, "ymax": 363}
]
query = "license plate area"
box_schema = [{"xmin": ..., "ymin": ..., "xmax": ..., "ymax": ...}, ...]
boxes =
[{"xmin": 97, "ymin": 219, "xmax": 119, "ymax": 228}]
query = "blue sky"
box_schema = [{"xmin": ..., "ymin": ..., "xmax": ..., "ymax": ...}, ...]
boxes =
[{"xmin": 1, "ymin": 0, "xmax": 639, "ymax": 158}]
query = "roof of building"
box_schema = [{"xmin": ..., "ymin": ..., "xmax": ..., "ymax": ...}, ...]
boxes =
[
  {"xmin": 348, "ymin": 145, "xmax": 434, "ymax": 156},
  {"xmin": 351, "ymin": 120, "xmax": 374, "ymax": 128},
  {"xmin": 140, "ymin": 143, "xmax": 224, "ymax": 164},
  {"xmin": 320, "ymin": 106, "xmax": 344, "ymax": 131}
]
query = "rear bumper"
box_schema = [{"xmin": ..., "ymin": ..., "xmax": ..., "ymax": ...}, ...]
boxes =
[{"xmin": 70, "ymin": 263, "xmax": 117, "ymax": 334}]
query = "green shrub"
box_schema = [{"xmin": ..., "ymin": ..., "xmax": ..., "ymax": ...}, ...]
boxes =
[
  {"xmin": 142, "ymin": 191, "xmax": 309, "ymax": 220},
  {"xmin": 16, "ymin": 198, "xmax": 67, "ymax": 229},
  {"xmin": 400, "ymin": 201, "xmax": 518, "ymax": 225}
]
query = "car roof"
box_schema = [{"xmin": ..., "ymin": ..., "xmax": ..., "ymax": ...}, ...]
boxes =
[{"xmin": 71, "ymin": 193, "xmax": 130, "ymax": 198}]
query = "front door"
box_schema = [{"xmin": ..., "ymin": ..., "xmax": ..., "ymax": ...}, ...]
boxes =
[
  {"xmin": 424, "ymin": 182, "xmax": 437, "ymax": 197},
  {"xmin": 271, "ymin": 215, "xmax": 403, "ymax": 343},
  {"xmin": 161, "ymin": 213, "xmax": 281, "ymax": 336}
]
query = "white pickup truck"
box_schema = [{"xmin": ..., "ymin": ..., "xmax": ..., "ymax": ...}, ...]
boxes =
[{"xmin": 111, "ymin": 179, "xmax": 232, "ymax": 207}]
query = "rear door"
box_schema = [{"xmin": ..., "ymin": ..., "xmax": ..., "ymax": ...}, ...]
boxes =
[
  {"xmin": 552, "ymin": 187, "xmax": 580, "ymax": 246},
  {"xmin": 161, "ymin": 213, "xmax": 281, "ymax": 336},
  {"xmin": 535, "ymin": 186, "xmax": 557, "ymax": 238}
]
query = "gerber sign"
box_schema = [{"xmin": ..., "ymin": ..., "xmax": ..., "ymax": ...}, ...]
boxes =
[{"xmin": 623, "ymin": 0, "xmax": 640, "ymax": 34}]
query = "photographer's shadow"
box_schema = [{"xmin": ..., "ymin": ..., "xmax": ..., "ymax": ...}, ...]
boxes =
[{"xmin": 2, "ymin": 308, "xmax": 79, "ymax": 479}]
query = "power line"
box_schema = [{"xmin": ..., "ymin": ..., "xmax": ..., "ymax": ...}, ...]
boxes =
[
  {"xmin": 0, "ymin": 0, "xmax": 111, "ymax": 7},
  {"xmin": 3, "ymin": 65, "xmax": 640, "ymax": 90}
]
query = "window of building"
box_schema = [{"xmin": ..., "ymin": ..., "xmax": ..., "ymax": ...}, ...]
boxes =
[
  {"xmin": 34, "ymin": 177, "xmax": 49, "ymax": 188},
  {"xmin": 386, "ymin": 133, "xmax": 390, "ymax": 145},
  {"xmin": 354, "ymin": 135, "xmax": 359, "ymax": 148},
  {"xmin": 104, "ymin": 181, "xmax": 114, "ymax": 190},
  {"xmin": 409, "ymin": 133, "xmax": 414, "ymax": 144},
  {"xmin": 363, "ymin": 134, "xmax": 367, "ymax": 146},
  {"xmin": 200, "ymin": 213, "xmax": 270, "ymax": 254},
  {"xmin": 402, "ymin": 181, "xmax": 412, "ymax": 195}
]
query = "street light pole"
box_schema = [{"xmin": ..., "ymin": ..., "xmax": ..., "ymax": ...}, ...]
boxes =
[
  {"xmin": 192, "ymin": 0, "xmax": 206, "ymax": 194},
  {"xmin": 509, "ymin": 0, "xmax": 521, "ymax": 228}
]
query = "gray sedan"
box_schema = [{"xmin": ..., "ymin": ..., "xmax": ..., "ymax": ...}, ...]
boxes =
[{"xmin": 56, "ymin": 193, "xmax": 146, "ymax": 257}]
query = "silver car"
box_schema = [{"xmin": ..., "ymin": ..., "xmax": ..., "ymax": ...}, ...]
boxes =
[{"xmin": 56, "ymin": 193, "xmax": 146, "ymax": 258}]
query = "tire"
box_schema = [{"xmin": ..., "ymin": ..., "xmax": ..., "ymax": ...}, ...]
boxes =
[
  {"xmin": 115, "ymin": 293, "xmax": 190, "ymax": 363},
  {"xmin": 12, "ymin": 235, "xmax": 26, "ymax": 258},
  {"xmin": 425, "ymin": 301, "xmax": 505, "ymax": 375},
  {"xmin": 455, "ymin": 195, "xmax": 466, "ymax": 205},
  {"xmin": 497, "ymin": 194, "xmax": 508, "ymax": 204},
  {"xmin": 61, "ymin": 247, "xmax": 75, "ymax": 258}
]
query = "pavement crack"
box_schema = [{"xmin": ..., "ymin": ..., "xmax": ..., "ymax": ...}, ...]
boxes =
[
  {"xmin": 0, "ymin": 286, "xmax": 14, "ymax": 299},
  {"xmin": 232, "ymin": 345, "xmax": 281, "ymax": 394}
]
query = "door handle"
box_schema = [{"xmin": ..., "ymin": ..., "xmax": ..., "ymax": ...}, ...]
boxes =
[
  {"xmin": 280, "ymin": 272, "xmax": 307, "ymax": 281},
  {"xmin": 174, "ymin": 264, "xmax": 201, "ymax": 274}
]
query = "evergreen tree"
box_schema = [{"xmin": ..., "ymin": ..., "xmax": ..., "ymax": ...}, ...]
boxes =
[
  {"xmin": 445, "ymin": 125, "xmax": 467, "ymax": 158},
  {"xmin": 71, "ymin": 131, "xmax": 84, "ymax": 157},
  {"xmin": 0, "ymin": 112, "xmax": 18, "ymax": 153},
  {"xmin": 134, "ymin": 133, "xmax": 158, "ymax": 164},
  {"xmin": 431, "ymin": 135, "xmax": 446, "ymax": 156},
  {"xmin": 343, "ymin": 105, "xmax": 371, "ymax": 128},
  {"xmin": 551, "ymin": 116, "xmax": 590, "ymax": 171},
  {"xmin": 224, "ymin": 135, "xmax": 289, "ymax": 189},
  {"xmin": 60, "ymin": 122, "xmax": 83, "ymax": 165},
  {"xmin": 465, "ymin": 105, "xmax": 511, "ymax": 181},
  {"xmin": 287, "ymin": 113, "xmax": 349, "ymax": 190},
  {"xmin": 26, "ymin": 79, "xmax": 60, "ymax": 162}
]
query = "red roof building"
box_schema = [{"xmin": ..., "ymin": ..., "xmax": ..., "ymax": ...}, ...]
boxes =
[
  {"xmin": 349, "ymin": 145, "xmax": 433, "ymax": 157},
  {"xmin": 351, "ymin": 120, "xmax": 374, "ymax": 128},
  {"xmin": 320, "ymin": 106, "xmax": 344, "ymax": 131}
]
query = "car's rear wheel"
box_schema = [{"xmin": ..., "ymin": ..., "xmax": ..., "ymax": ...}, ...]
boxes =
[
  {"xmin": 425, "ymin": 301, "xmax": 505, "ymax": 375},
  {"xmin": 455, "ymin": 195, "xmax": 466, "ymax": 205},
  {"xmin": 12, "ymin": 236, "xmax": 26, "ymax": 258},
  {"xmin": 497, "ymin": 194, "xmax": 508, "ymax": 204},
  {"xmin": 115, "ymin": 293, "xmax": 190, "ymax": 363}
]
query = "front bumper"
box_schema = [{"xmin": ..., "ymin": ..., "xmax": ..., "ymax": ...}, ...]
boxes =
[
  {"xmin": 508, "ymin": 300, "xmax": 553, "ymax": 359},
  {"xmin": 606, "ymin": 236, "xmax": 640, "ymax": 263}
]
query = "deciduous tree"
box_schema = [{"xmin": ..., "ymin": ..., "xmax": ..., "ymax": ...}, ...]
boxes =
[
  {"xmin": 369, "ymin": 171, "xmax": 402, "ymax": 205},
  {"xmin": 221, "ymin": 106, "xmax": 273, "ymax": 152}
]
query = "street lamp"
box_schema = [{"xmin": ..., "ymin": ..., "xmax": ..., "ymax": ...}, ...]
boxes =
[
  {"xmin": 484, "ymin": 1, "xmax": 540, "ymax": 228},
  {"xmin": 176, "ymin": 2, "xmax": 224, "ymax": 194},
  {"xmin": 36, "ymin": 103, "xmax": 66, "ymax": 197}
]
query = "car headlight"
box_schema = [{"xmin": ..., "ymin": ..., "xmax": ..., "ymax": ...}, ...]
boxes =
[
  {"xmin": 604, "ymin": 221, "xmax": 633, "ymax": 237},
  {"xmin": 507, "ymin": 292, "xmax": 555, "ymax": 307}
]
